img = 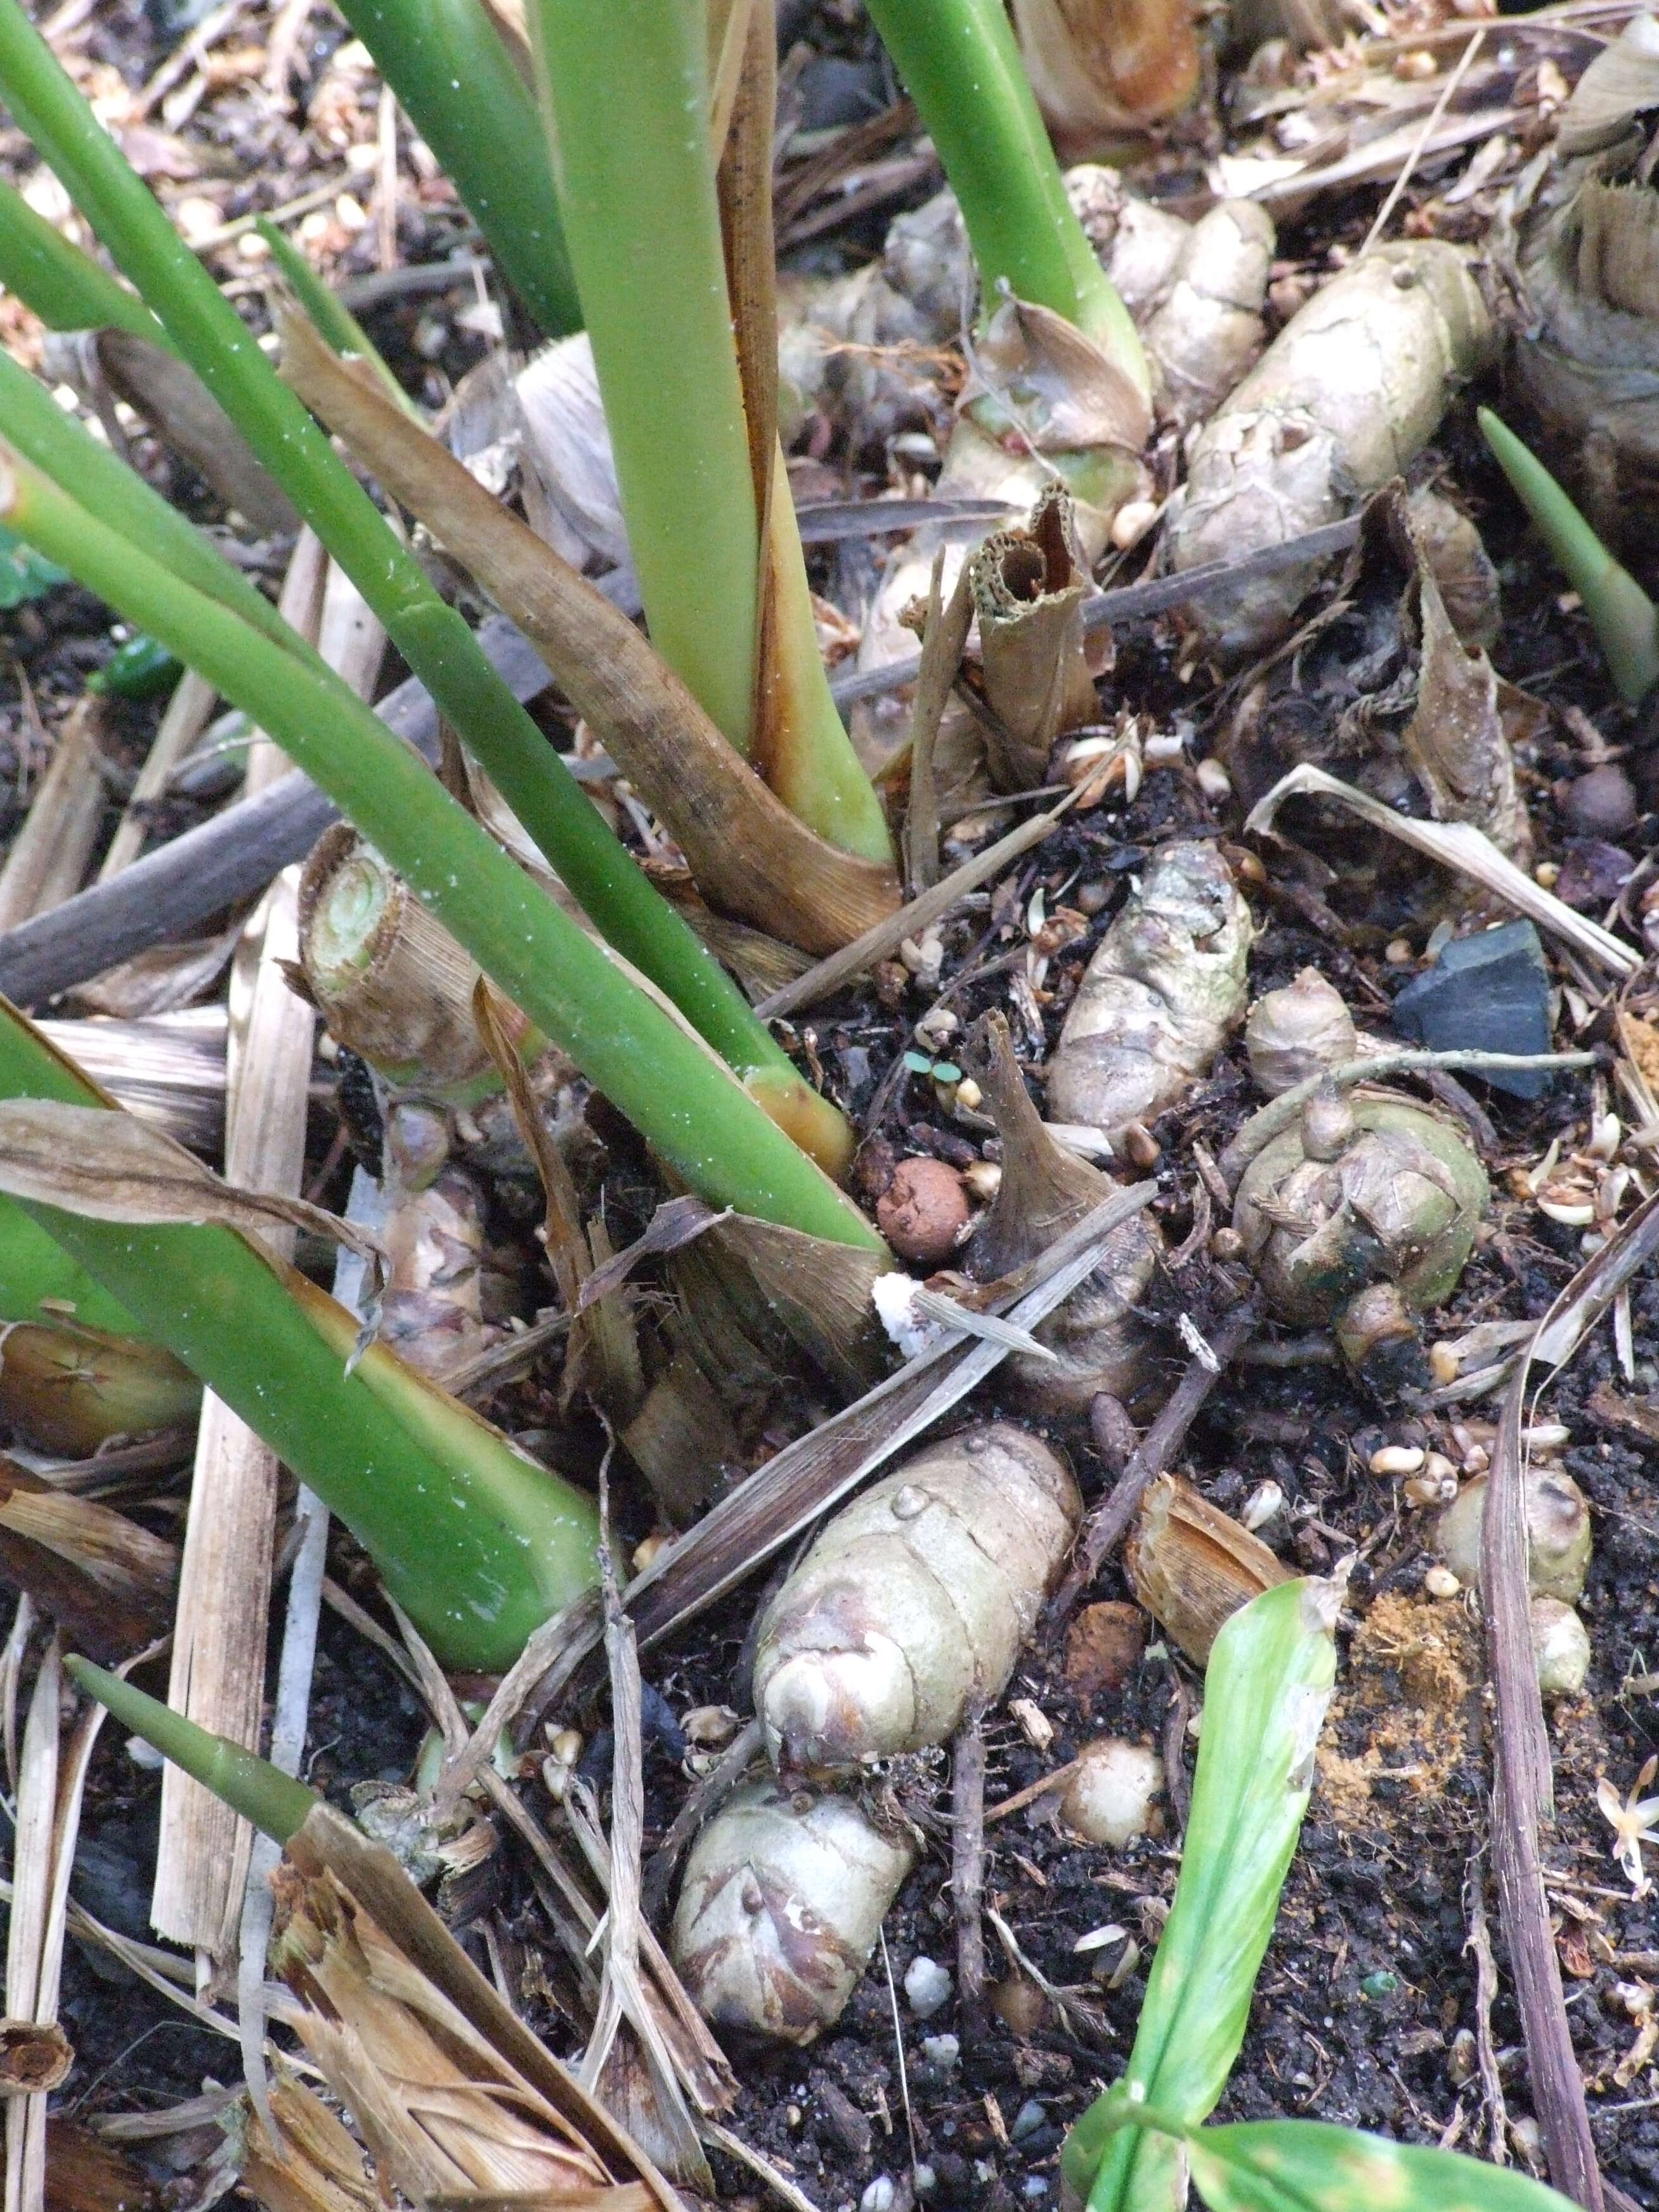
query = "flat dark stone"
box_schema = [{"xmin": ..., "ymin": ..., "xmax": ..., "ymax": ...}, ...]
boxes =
[{"xmin": 1390, "ymin": 919, "xmax": 1554, "ymax": 1098}]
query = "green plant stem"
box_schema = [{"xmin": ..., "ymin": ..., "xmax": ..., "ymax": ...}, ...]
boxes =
[
  {"xmin": 0, "ymin": 172, "xmax": 163, "ymax": 341},
  {"xmin": 862, "ymin": 0, "xmax": 1148, "ymax": 389},
  {"xmin": 0, "ymin": 0, "xmax": 812, "ymax": 1091},
  {"xmin": 530, "ymin": 0, "xmax": 893, "ymax": 862},
  {"xmin": 530, "ymin": 0, "xmax": 755, "ymax": 752},
  {"xmin": 331, "ymin": 0, "xmax": 580, "ymax": 339},
  {"xmin": 1478, "ymin": 407, "xmax": 1659, "ymax": 706},
  {"xmin": 0, "ymin": 1190, "xmax": 141, "ymax": 1334},
  {"xmin": 0, "ymin": 1003, "xmax": 601, "ymax": 1669},
  {"xmin": 254, "ymin": 219, "xmax": 415, "ymax": 415},
  {"xmin": 66, "ymin": 1656, "xmax": 317, "ymax": 1843},
  {"xmin": 0, "ymin": 448, "xmax": 883, "ymax": 1254},
  {"xmin": 0, "ymin": 345, "xmax": 298, "ymax": 649}
]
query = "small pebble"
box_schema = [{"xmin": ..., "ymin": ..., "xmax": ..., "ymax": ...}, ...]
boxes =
[
  {"xmin": 1194, "ymin": 758, "xmax": 1232, "ymax": 801},
  {"xmin": 1558, "ymin": 762, "xmax": 1637, "ymax": 840},
  {"xmin": 877, "ymin": 1158, "xmax": 970, "ymax": 1267},
  {"xmin": 1424, "ymin": 1564, "xmax": 1461, "ymax": 1599},
  {"xmin": 1369, "ymin": 1444, "xmax": 1425, "ymax": 1477},
  {"xmin": 914, "ymin": 2168, "xmax": 937, "ymax": 2197},
  {"xmin": 1011, "ymin": 2102, "xmax": 1047, "ymax": 2144},
  {"xmin": 1385, "ymin": 938, "xmax": 1415, "ymax": 965},
  {"xmin": 1023, "ymin": 2182, "xmax": 1050, "ymax": 2201},
  {"xmin": 862, "ymin": 2179, "xmax": 895, "ymax": 2212},
  {"xmin": 921, "ymin": 2034, "xmax": 960, "ymax": 2071},
  {"xmin": 904, "ymin": 1955, "xmax": 954, "ymax": 2019},
  {"xmin": 1241, "ymin": 1480, "xmax": 1284, "ymax": 1533},
  {"xmin": 1427, "ymin": 1342, "xmax": 1460, "ymax": 1385}
]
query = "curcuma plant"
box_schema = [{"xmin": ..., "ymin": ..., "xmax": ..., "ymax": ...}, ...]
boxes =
[
  {"xmin": 1059, "ymin": 1578, "xmax": 1575, "ymax": 2212},
  {"xmin": 0, "ymin": 0, "xmax": 1162, "ymax": 1679}
]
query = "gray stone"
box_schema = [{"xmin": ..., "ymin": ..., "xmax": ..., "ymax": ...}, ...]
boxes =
[{"xmin": 1390, "ymin": 920, "xmax": 1554, "ymax": 1098}]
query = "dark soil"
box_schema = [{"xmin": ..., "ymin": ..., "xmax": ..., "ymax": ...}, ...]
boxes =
[{"xmin": 3, "ymin": 1, "xmax": 1658, "ymax": 2207}]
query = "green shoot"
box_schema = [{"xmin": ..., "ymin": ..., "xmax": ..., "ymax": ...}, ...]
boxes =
[
  {"xmin": 0, "ymin": 445, "xmax": 882, "ymax": 1252},
  {"xmin": 0, "ymin": 1002, "xmax": 602, "ymax": 1670},
  {"xmin": 1478, "ymin": 408, "xmax": 1659, "ymax": 706},
  {"xmin": 66, "ymin": 1656, "xmax": 317, "ymax": 1844},
  {"xmin": 0, "ymin": 344, "xmax": 308, "ymax": 651},
  {"xmin": 330, "ymin": 0, "xmax": 580, "ymax": 339},
  {"xmin": 1063, "ymin": 1577, "xmax": 1340, "ymax": 2212},
  {"xmin": 0, "ymin": 1192, "xmax": 148, "ymax": 1336},
  {"xmin": 254, "ymin": 218, "xmax": 416, "ymax": 415},
  {"xmin": 0, "ymin": 172, "xmax": 163, "ymax": 342},
  {"xmin": 530, "ymin": 0, "xmax": 895, "ymax": 862},
  {"xmin": 0, "ymin": 0, "xmax": 835, "ymax": 1097},
  {"xmin": 862, "ymin": 0, "xmax": 1148, "ymax": 389},
  {"xmin": 1081, "ymin": 2111, "xmax": 1575, "ymax": 2212}
]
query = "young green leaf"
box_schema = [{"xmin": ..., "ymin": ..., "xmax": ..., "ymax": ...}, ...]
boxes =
[
  {"xmin": 64, "ymin": 1656, "xmax": 317, "ymax": 1844},
  {"xmin": 1185, "ymin": 2119, "xmax": 1577, "ymax": 2212},
  {"xmin": 1063, "ymin": 1577, "xmax": 1341, "ymax": 2212},
  {"xmin": 0, "ymin": 172, "xmax": 162, "ymax": 342},
  {"xmin": 0, "ymin": 520, "xmax": 65, "ymax": 610},
  {"xmin": 1478, "ymin": 408, "xmax": 1659, "ymax": 705}
]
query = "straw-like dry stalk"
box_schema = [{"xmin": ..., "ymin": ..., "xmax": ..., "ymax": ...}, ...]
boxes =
[{"xmin": 1125, "ymin": 1475, "xmax": 1291, "ymax": 1666}]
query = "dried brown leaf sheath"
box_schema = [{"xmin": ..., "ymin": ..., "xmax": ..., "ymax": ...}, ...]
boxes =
[
  {"xmin": 1125, "ymin": 1474, "xmax": 1290, "ymax": 1665},
  {"xmin": 752, "ymin": 1423, "xmax": 1080, "ymax": 1771},
  {"xmin": 277, "ymin": 312, "xmax": 899, "ymax": 955},
  {"xmin": 0, "ymin": 1098, "xmax": 379, "ymax": 1265},
  {"xmin": 1012, "ymin": 0, "xmax": 1200, "ymax": 157},
  {"xmin": 970, "ymin": 486, "xmax": 1100, "ymax": 793},
  {"xmin": 270, "ymin": 1805, "xmax": 680, "ymax": 2212}
]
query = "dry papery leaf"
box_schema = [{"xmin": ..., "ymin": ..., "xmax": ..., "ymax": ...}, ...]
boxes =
[
  {"xmin": 43, "ymin": 328, "xmax": 297, "ymax": 536},
  {"xmin": 276, "ymin": 307, "xmax": 900, "ymax": 956},
  {"xmin": 0, "ymin": 1463, "xmax": 176, "ymax": 1662},
  {"xmin": 1012, "ymin": 0, "xmax": 1200, "ymax": 157},
  {"xmin": 1245, "ymin": 765, "xmax": 1639, "ymax": 978},
  {"xmin": 0, "ymin": 1098, "xmax": 382, "ymax": 1265},
  {"xmin": 268, "ymin": 1802, "xmax": 682, "ymax": 2212}
]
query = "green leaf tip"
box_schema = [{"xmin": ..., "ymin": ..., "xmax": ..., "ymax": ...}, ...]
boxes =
[
  {"xmin": 1478, "ymin": 407, "xmax": 1659, "ymax": 706},
  {"xmin": 65, "ymin": 1655, "xmax": 317, "ymax": 1844},
  {"xmin": 1186, "ymin": 2118, "xmax": 1580, "ymax": 2212}
]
